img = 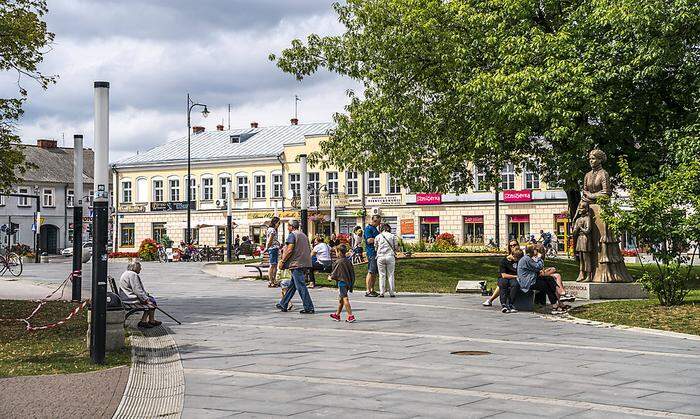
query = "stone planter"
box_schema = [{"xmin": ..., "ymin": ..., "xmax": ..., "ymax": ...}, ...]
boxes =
[
  {"xmin": 86, "ymin": 309, "xmax": 125, "ymax": 352},
  {"xmin": 22, "ymin": 256, "xmax": 35, "ymax": 264}
]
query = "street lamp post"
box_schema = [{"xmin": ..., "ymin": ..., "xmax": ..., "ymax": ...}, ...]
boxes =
[{"xmin": 186, "ymin": 93, "xmax": 209, "ymax": 244}]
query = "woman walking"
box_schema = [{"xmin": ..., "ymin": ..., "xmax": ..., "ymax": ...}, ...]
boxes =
[
  {"xmin": 264, "ymin": 217, "xmax": 281, "ymax": 287},
  {"xmin": 375, "ymin": 223, "xmax": 398, "ymax": 297}
]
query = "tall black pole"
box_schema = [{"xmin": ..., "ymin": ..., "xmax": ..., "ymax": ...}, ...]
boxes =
[
  {"xmin": 300, "ymin": 154, "xmax": 308, "ymax": 234},
  {"xmin": 91, "ymin": 81, "xmax": 110, "ymax": 364},
  {"xmin": 225, "ymin": 182, "xmax": 232, "ymax": 261},
  {"xmin": 494, "ymin": 189, "xmax": 500, "ymax": 248},
  {"xmin": 186, "ymin": 93, "xmax": 191, "ymax": 244},
  {"xmin": 72, "ymin": 134, "xmax": 84, "ymax": 302},
  {"xmin": 34, "ymin": 197, "xmax": 40, "ymax": 263}
]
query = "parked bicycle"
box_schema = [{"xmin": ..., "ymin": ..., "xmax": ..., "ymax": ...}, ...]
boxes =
[
  {"xmin": 0, "ymin": 251, "xmax": 23, "ymax": 277},
  {"xmin": 157, "ymin": 245, "xmax": 168, "ymax": 263}
]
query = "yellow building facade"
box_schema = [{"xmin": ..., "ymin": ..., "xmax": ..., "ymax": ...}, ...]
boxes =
[{"xmin": 112, "ymin": 122, "xmax": 569, "ymax": 252}]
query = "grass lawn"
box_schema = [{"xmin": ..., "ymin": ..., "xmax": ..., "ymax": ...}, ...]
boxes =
[
  {"xmin": 0, "ymin": 300, "xmax": 131, "ymax": 378},
  {"xmin": 570, "ymin": 291, "xmax": 700, "ymax": 336}
]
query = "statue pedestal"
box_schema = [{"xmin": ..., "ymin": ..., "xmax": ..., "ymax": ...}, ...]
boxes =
[{"xmin": 564, "ymin": 281, "xmax": 648, "ymax": 300}]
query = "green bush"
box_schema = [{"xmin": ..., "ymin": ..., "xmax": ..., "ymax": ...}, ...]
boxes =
[
  {"xmin": 640, "ymin": 263, "xmax": 690, "ymax": 306},
  {"xmin": 158, "ymin": 234, "xmax": 173, "ymax": 248}
]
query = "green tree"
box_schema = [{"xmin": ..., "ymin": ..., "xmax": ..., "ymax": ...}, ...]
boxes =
[
  {"xmin": 271, "ymin": 0, "xmax": 700, "ymax": 215},
  {"xmin": 0, "ymin": 0, "xmax": 56, "ymax": 190}
]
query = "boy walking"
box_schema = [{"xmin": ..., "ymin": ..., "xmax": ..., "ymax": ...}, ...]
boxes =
[{"xmin": 329, "ymin": 244, "xmax": 356, "ymax": 323}]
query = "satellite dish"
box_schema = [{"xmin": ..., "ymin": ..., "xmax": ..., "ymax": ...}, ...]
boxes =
[{"xmin": 286, "ymin": 189, "xmax": 295, "ymax": 200}]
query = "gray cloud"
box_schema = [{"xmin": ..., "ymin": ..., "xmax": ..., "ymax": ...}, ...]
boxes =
[{"xmin": 1, "ymin": 0, "xmax": 358, "ymax": 161}]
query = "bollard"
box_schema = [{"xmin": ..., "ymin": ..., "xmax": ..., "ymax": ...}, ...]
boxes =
[{"xmin": 40, "ymin": 252, "xmax": 49, "ymax": 263}]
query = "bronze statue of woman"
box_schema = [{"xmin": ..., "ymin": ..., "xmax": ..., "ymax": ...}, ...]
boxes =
[{"xmin": 581, "ymin": 149, "xmax": 633, "ymax": 282}]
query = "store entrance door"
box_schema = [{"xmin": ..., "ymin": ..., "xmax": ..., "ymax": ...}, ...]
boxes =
[{"xmin": 555, "ymin": 216, "xmax": 569, "ymax": 254}]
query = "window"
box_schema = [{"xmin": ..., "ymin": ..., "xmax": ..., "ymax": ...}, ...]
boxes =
[
  {"xmin": 121, "ymin": 181, "xmax": 132, "ymax": 203},
  {"xmin": 218, "ymin": 175, "xmax": 231, "ymax": 200},
  {"xmin": 184, "ymin": 228, "xmax": 199, "ymax": 245},
  {"xmin": 388, "ymin": 176, "xmax": 401, "ymax": 194},
  {"xmin": 169, "ymin": 178, "xmax": 180, "ymax": 202},
  {"xmin": 42, "ymin": 188, "xmax": 55, "ymax": 207},
  {"xmin": 0, "ymin": 194, "xmax": 4, "ymax": 206},
  {"xmin": 185, "ymin": 177, "xmax": 196, "ymax": 202},
  {"xmin": 121, "ymin": 223, "xmax": 135, "ymax": 247},
  {"xmin": 289, "ymin": 173, "xmax": 300, "ymax": 197},
  {"xmin": 272, "ymin": 173, "xmax": 283, "ymax": 198},
  {"xmin": 508, "ymin": 215, "xmax": 530, "ymax": 243},
  {"xmin": 474, "ymin": 167, "xmax": 487, "ymax": 191},
  {"xmin": 254, "ymin": 174, "xmax": 266, "ymax": 199},
  {"xmin": 463, "ymin": 216, "xmax": 485, "ymax": 244},
  {"xmin": 237, "ymin": 175, "xmax": 249, "ymax": 199},
  {"xmin": 367, "ymin": 171, "xmax": 380, "ymax": 195},
  {"xmin": 67, "ymin": 189, "xmax": 75, "ymax": 207},
  {"xmin": 202, "ymin": 177, "xmax": 214, "ymax": 201},
  {"xmin": 152, "ymin": 179, "xmax": 164, "ymax": 202},
  {"xmin": 501, "ymin": 163, "xmax": 515, "ymax": 190},
  {"xmin": 152, "ymin": 222, "xmax": 166, "ymax": 243},
  {"xmin": 525, "ymin": 170, "xmax": 540, "ymax": 189},
  {"xmin": 309, "ymin": 172, "xmax": 320, "ymax": 207},
  {"xmin": 346, "ymin": 171, "xmax": 358, "ymax": 195},
  {"xmin": 216, "ymin": 226, "xmax": 226, "ymax": 245},
  {"xmin": 327, "ymin": 172, "xmax": 339, "ymax": 194},
  {"xmin": 17, "ymin": 187, "xmax": 29, "ymax": 207},
  {"xmin": 136, "ymin": 177, "xmax": 148, "ymax": 202}
]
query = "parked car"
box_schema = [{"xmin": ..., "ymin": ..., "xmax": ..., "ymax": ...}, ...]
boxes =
[{"xmin": 61, "ymin": 242, "xmax": 93, "ymax": 257}]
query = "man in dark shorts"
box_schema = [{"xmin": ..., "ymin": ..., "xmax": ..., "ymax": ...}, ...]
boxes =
[
  {"xmin": 363, "ymin": 215, "xmax": 381, "ymax": 297},
  {"xmin": 498, "ymin": 248, "xmax": 523, "ymax": 313}
]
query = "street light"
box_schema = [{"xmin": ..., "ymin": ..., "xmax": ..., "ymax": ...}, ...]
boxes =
[{"xmin": 186, "ymin": 93, "xmax": 209, "ymax": 244}]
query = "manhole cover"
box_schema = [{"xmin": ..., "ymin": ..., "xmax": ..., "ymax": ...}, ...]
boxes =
[{"xmin": 451, "ymin": 350, "xmax": 491, "ymax": 356}]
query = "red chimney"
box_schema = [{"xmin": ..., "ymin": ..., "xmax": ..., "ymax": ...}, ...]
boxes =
[
  {"xmin": 290, "ymin": 118, "xmax": 298, "ymax": 125},
  {"xmin": 250, "ymin": 121, "xmax": 259, "ymax": 128},
  {"xmin": 192, "ymin": 126, "xmax": 205, "ymax": 134},
  {"xmin": 216, "ymin": 124, "xmax": 224, "ymax": 131},
  {"xmin": 37, "ymin": 139, "xmax": 57, "ymax": 149}
]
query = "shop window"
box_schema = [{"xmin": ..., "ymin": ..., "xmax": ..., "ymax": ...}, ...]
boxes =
[
  {"xmin": 383, "ymin": 216, "xmax": 398, "ymax": 234},
  {"xmin": 152, "ymin": 180, "xmax": 164, "ymax": 202},
  {"xmin": 202, "ymin": 177, "xmax": 214, "ymax": 201},
  {"xmin": 217, "ymin": 226, "xmax": 226, "ymax": 245},
  {"xmin": 289, "ymin": 173, "xmax": 300, "ymax": 197},
  {"xmin": 367, "ymin": 171, "xmax": 380, "ymax": 195},
  {"xmin": 508, "ymin": 215, "xmax": 530, "ymax": 243},
  {"xmin": 339, "ymin": 218, "xmax": 357, "ymax": 234},
  {"xmin": 152, "ymin": 222, "xmax": 166, "ymax": 243},
  {"xmin": 501, "ymin": 163, "xmax": 515, "ymax": 190},
  {"xmin": 169, "ymin": 178, "xmax": 180, "ymax": 202},
  {"xmin": 68, "ymin": 226, "xmax": 74, "ymax": 243},
  {"xmin": 254, "ymin": 175, "xmax": 266, "ymax": 199},
  {"xmin": 122, "ymin": 180, "xmax": 131, "ymax": 204},
  {"xmin": 420, "ymin": 216, "xmax": 440, "ymax": 242},
  {"xmin": 388, "ymin": 176, "xmax": 401, "ymax": 194},
  {"xmin": 327, "ymin": 172, "xmax": 338, "ymax": 194},
  {"xmin": 219, "ymin": 176, "xmax": 231, "ymax": 200},
  {"xmin": 42, "ymin": 188, "xmax": 55, "ymax": 207},
  {"xmin": 346, "ymin": 171, "xmax": 358, "ymax": 195},
  {"xmin": 184, "ymin": 228, "xmax": 199, "ymax": 245},
  {"xmin": 17, "ymin": 187, "xmax": 29, "ymax": 207},
  {"xmin": 237, "ymin": 175, "xmax": 249, "ymax": 199},
  {"xmin": 272, "ymin": 173, "xmax": 283, "ymax": 198},
  {"xmin": 121, "ymin": 223, "xmax": 135, "ymax": 247},
  {"xmin": 525, "ymin": 171, "xmax": 540, "ymax": 189},
  {"xmin": 463, "ymin": 216, "xmax": 484, "ymax": 244}
]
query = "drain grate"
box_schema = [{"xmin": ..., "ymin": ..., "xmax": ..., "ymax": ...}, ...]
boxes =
[{"xmin": 451, "ymin": 350, "xmax": 491, "ymax": 356}]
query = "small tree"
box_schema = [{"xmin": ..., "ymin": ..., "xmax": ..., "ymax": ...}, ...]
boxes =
[
  {"xmin": 603, "ymin": 159, "xmax": 700, "ymax": 306},
  {"xmin": 138, "ymin": 239, "xmax": 158, "ymax": 262}
]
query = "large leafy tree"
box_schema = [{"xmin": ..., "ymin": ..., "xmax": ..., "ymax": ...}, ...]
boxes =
[
  {"xmin": 271, "ymin": 0, "xmax": 700, "ymax": 216},
  {"xmin": 0, "ymin": 0, "xmax": 56, "ymax": 190}
]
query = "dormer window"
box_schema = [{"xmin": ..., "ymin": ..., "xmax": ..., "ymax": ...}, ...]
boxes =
[
  {"xmin": 230, "ymin": 135, "xmax": 242, "ymax": 144},
  {"xmin": 230, "ymin": 131, "xmax": 256, "ymax": 144}
]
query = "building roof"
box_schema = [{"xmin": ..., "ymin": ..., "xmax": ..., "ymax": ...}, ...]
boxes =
[
  {"xmin": 17, "ymin": 145, "xmax": 95, "ymax": 184},
  {"xmin": 115, "ymin": 122, "xmax": 335, "ymax": 168}
]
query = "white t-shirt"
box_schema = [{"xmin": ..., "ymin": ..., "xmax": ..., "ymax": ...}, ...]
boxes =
[{"xmin": 312, "ymin": 243, "xmax": 332, "ymax": 262}]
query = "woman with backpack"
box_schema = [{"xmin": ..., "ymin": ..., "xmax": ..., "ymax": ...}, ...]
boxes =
[{"xmin": 375, "ymin": 223, "xmax": 398, "ymax": 297}]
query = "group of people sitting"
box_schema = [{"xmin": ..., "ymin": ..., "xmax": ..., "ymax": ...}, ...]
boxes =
[{"xmin": 484, "ymin": 239, "xmax": 575, "ymax": 314}]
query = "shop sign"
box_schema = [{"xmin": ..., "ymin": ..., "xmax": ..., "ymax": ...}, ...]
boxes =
[
  {"xmin": 319, "ymin": 193, "xmax": 350, "ymax": 208},
  {"xmin": 150, "ymin": 201, "xmax": 194, "ymax": 212},
  {"xmin": 347, "ymin": 196, "xmax": 363, "ymax": 205},
  {"xmin": 400, "ymin": 218, "xmax": 415, "ymax": 235},
  {"xmin": 118, "ymin": 203, "xmax": 146, "ymax": 213},
  {"xmin": 336, "ymin": 210, "xmax": 357, "ymax": 218},
  {"xmin": 365, "ymin": 195, "xmax": 403, "ymax": 206},
  {"xmin": 421, "ymin": 216, "xmax": 440, "ymax": 224},
  {"xmin": 555, "ymin": 212, "xmax": 569, "ymax": 221},
  {"xmin": 416, "ymin": 193, "xmax": 442, "ymax": 205},
  {"xmin": 248, "ymin": 210, "xmax": 300, "ymax": 219},
  {"xmin": 463, "ymin": 215, "xmax": 484, "ymax": 223},
  {"xmin": 503, "ymin": 189, "xmax": 532, "ymax": 203},
  {"xmin": 509, "ymin": 214, "xmax": 530, "ymax": 223}
]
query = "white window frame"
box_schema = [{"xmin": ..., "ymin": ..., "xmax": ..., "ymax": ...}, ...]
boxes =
[
  {"xmin": 121, "ymin": 180, "xmax": 132, "ymax": 203},
  {"xmin": 346, "ymin": 171, "xmax": 358, "ymax": 195},
  {"xmin": 308, "ymin": 172, "xmax": 320, "ymax": 207},
  {"xmin": 168, "ymin": 176, "xmax": 180, "ymax": 202},
  {"xmin": 42, "ymin": 188, "xmax": 55, "ymax": 207},
  {"xmin": 17, "ymin": 187, "xmax": 30, "ymax": 207},
  {"xmin": 254, "ymin": 173, "xmax": 266, "ymax": 199},
  {"xmin": 474, "ymin": 167, "xmax": 487, "ymax": 191},
  {"xmin": 201, "ymin": 175, "xmax": 214, "ymax": 201},
  {"xmin": 327, "ymin": 172, "xmax": 339, "ymax": 195},
  {"xmin": 218, "ymin": 174, "xmax": 231, "ymax": 200},
  {"xmin": 136, "ymin": 177, "xmax": 148, "ymax": 203},
  {"xmin": 152, "ymin": 178, "xmax": 164, "ymax": 202},
  {"xmin": 271, "ymin": 172, "xmax": 283, "ymax": 198},
  {"xmin": 184, "ymin": 176, "xmax": 196, "ymax": 202},
  {"xmin": 67, "ymin": 189, "xmax": 75, "ymax": 207},
  {"xmin": 388, "ymin": 176, "xmax": 401, "ymax": 194},
  {"xmin": 236, "ymin": 174, "xmax": 249, "ymax": 200},
  {"xmin": 500, "ymin": 163, "xmax": 515, "ymax": 190},
  {"xmin": 524, "ymin": 170, "xmax": 540, "ymax": 190},
  {"xmin": 367, "ymin": 171, "xmax": 380, "ymax": 195},
  {"xmin": 289, "ymin": 173, "xmax": 300, "ymax": 197}
]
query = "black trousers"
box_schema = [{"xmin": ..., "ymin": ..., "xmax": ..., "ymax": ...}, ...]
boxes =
[
  {"xmin": 497, "ymin": 277, "xmax": 519, "ymax": 307},
  {"xmin": 307, "ymin": 260, "xmax": 332, "ymax": 283},
  {"xmin": 530, "ymin": 277, "xmax": 558, "ymax": 304}
]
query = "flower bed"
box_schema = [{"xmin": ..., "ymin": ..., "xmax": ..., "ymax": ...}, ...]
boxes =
[{"xmin": 109, "ymin": 251, "xmax": 138, "ymax": 259}]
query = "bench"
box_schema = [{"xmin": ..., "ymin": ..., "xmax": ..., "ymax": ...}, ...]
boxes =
[
  {"xmin": 512, "ymin": 288, "xmax": 547, "ymax": 311},
  {"xmin": 245, "ymin": 252, "xmax": 271, "ymax": 279},
  {"xmin": 108, "ymin": 276, "xmax": 182, "ymax": 325}
]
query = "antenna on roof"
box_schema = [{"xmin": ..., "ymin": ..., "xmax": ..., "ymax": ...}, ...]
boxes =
[
  {"xmin": 294, "ymin": 95, "xmax": 301, "ymax": 119},
  {"xmin": 228, "ymin": 104, "xmax": 231, "ymax": 130}
]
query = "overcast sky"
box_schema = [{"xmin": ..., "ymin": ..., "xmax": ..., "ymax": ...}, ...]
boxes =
[{"xmin": 0, "ymin": 0, "xmax": 356, "ymax": 162}]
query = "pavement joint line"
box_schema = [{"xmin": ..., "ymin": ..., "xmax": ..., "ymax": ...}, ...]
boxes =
[
  {"xmin": 184, "ymin": 367, "xmax": 696, "ymax": 418},
  {"xmin": 194, "ymin": 322, "xmax": 700, "ymax": 359},
  {"xmin": 542, "ymin": 313, "xmax": 700, "ymax": 341}
]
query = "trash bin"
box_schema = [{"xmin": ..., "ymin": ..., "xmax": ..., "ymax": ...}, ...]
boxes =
[
  {"xmin": 86, "ymin": 292, "xmax": 125, "ymax": 352},
  {"xmin": 40, "ymin": 252, "xmax": 49, "ymax": 263}
]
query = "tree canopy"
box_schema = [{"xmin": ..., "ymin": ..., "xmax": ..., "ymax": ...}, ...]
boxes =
[
  {"xmin": 271, "ymin": 0, "xmax": 700, "ymax": 213},
  {"xmin": 0, "ymin": 0, "xmax": 56, "ymax": 190}
]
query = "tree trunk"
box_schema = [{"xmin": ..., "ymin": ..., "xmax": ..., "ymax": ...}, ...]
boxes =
[{"xmin": 565, "ymin": 189, "xmax": 581, "ymax": 221}]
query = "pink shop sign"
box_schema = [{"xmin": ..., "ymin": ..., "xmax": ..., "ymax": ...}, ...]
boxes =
[
  {"xmin": 416, "ymin": 193, "xmax": 442, "ymax": 205},
  {"xmin": 503, "ymin": 189, "xmax": 532, "ymax": 203}
]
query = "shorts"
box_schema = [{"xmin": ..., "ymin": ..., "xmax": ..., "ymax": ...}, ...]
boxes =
[
  {"xmin": 367, "ymin": 255, "xmax": 378, "ymax": 275},
  {"xmin": 338, "ymin": 285, "xmax": 349, "ymax": 299},
  {"xmin": 268, "ymin": 247, "xmax": 279, "ymax": 264}
]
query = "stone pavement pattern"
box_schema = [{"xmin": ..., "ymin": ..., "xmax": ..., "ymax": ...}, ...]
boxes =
[{"xmin": 7, "ymin": 261, "xmax": 700, "ymax": 418}]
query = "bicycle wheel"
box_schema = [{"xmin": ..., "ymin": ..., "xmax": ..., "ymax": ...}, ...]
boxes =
[{"xmin": 7, "ymin": 252, "xmax": 23, "ymax": 277}]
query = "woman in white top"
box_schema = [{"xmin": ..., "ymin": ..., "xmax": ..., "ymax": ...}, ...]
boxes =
[
  {"xmin": 308, "ymin": 237, "xmax": 332, "ymax": 288},
  {"xmin": 374, "ymin": 223, "xmax": 398, "ymax": 297}
]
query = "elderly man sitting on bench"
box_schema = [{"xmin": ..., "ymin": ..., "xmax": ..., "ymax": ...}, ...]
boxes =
[{"xmin": 119, "ymin": 260, "xmax": 161, "ymax": 329}]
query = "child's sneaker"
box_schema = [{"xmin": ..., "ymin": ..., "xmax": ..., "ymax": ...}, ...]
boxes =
[
  {"xmin": 482, "ymin": 300, "xmax": 492, "ymax": 307},
  {"xmin": 501, "ymin": 306, "xmax": 509, "ymax": 313},
  {"xmin": 329, "ymin": 313, "xmax": 341, "ymax": 322},
  {"xmin": 346, "ymin": 315, "xmax": 356, "ymax": 323}
]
